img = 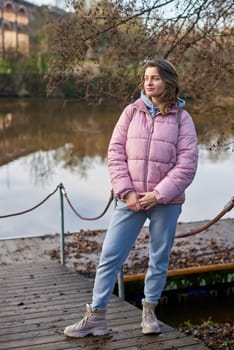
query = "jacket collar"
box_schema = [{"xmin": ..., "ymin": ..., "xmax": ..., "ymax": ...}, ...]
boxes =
[
  {"xmin": 140, "ymin": 91, "xmax": 159, "ymax": 117},
  {"xmin": 139, "ymin": 90, "xmax": 186, "ymax": 117}
]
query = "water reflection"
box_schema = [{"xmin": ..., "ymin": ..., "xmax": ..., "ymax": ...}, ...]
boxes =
[
  {"xmin": 0, "ymin": 98, "xmax": 116, "ymax": 172},
  {"xmin": 0, "ymin": 98, "xmax": 233, "ymax": 239}
]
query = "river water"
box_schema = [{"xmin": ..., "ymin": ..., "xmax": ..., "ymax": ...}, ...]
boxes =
[{"xmin": 0, "ymin": 98, "xmax": 233, "ymax": 239}]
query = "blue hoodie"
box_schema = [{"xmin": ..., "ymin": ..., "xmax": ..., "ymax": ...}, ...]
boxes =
[{"xmin": 140, "ymin": 90, "xmax": 186, "ymax": 118}]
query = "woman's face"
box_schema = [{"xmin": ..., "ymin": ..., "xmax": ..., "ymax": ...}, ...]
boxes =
[{"xmin": 143, "ymin": 66, "xmax": 166, "ymax": 104}]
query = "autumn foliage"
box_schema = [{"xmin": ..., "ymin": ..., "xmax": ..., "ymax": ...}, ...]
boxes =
[{"xmin": 47, "ymin": 0, "xmax": 233, "ymax": 108}]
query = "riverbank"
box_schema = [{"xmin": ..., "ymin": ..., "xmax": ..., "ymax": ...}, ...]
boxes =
[{"xmin": 0, "ymin": 218, "xmax": 233, "ymax": 274}]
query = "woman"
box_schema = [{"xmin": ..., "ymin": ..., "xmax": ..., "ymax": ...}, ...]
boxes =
[{"xmin": 64, "ymin": 59, "xmax": 198, "ymax": 338}]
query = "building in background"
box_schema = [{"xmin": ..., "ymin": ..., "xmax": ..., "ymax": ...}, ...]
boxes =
[
  {"xmin": 0, "ymin": 0, "xmax": 39, "ymax": 57},
  {"xmin": 0, "ymin": 0, "xmax": 65, "ymax": 58}
]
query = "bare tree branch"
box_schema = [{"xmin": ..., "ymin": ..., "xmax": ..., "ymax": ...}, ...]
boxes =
[{"xmin": 46, "ymin": 0, "xmax": 233, "ymax": 108}]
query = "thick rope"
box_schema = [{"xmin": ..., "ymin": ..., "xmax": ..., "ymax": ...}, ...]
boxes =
[
  {"xmin": 0, "ymin": 185, "xmax": 60, "ymax": 218},
  {"xmin": 62, "ymin": 185, "xmax": 114, "ymax": 220},
  {"xmin": 175, "ymin": 196, "xmax": 234, "ymax": 238}
]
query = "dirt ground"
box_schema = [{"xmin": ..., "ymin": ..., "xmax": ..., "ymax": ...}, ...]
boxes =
[{"xmin": 1, "ymin": 218, "xmax": 233, "ymax": 274}]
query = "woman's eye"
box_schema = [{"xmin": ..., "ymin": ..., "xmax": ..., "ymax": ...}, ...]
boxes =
[{"xmin": 144, "ymin": 76, "xmax": 160, "ymax": 81}]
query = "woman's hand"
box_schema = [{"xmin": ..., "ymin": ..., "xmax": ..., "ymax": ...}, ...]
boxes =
[
  {"xmin": 138, "ymin": 192, "xmax": 158, "ymax": 210},
  {"xmin": 124, "ymin": 191, "xmax": 141, "ymax": 212}
]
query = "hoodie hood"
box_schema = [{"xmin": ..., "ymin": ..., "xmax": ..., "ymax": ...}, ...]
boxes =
[
  {"xmin": 177, "ymin": 97, "xmax": 186, "ymax": 108},
  {"xmin": 140, "ymin": 90, "xmax": 186, "ymax": 117},
  {"xmin": 140, "ymin": 91, "xmax": 159, "ymax": 117}
]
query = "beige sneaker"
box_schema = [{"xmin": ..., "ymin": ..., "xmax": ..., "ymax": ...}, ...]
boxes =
[
  {"xmin": 141, "ymin": 299, "xmax": 160, "ymax": 334},
  {"xmin": 64, "ymin": 304, "xmax": 109, "ymax": 338}
]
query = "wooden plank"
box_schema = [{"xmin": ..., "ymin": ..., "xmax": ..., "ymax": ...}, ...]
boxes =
[{"xmin": 0, "ymin": 262, "xmax": 209, "ymax": 350}]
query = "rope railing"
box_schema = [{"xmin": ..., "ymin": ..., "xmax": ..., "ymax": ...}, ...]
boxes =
[
  {"xmin": 175, "ymin": 196, "xmax": 234, "ymax": 238},
  {"xmin": 0, "ymin": 184, "xmax": 233, "ymax": 299},
  {"xmin": 58, "ymin": 183, "xmax": 114, "ymax": 264},
  {"xmin": 0, "ymin": 185, "xmax": 60, "ymax": 218},
  {"xmin": 0, "ymin": 182, "xmax": 115, "ymax": 265},
  {"xmin": 0, "ymin": 183, "xmax": 233, "ymax": 244},
  {"xmin": 61, "ymin": 183, "xmax": 114, "ymax": 220}
]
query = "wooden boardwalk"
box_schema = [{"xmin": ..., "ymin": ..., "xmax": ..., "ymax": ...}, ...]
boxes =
[{"xmin": 0, "ymin": 262, "xmax": 209, "ymax": 350}]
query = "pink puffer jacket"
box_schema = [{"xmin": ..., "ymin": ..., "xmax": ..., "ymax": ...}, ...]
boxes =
[{"xmin": 108, "ymin": 98, "xmax": 198, "ymax": 204}]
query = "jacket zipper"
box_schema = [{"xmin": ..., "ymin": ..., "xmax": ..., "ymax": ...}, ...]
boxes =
[{"xmin": 144, "ymin": 118, "xmax": 154, "ymax": 191}]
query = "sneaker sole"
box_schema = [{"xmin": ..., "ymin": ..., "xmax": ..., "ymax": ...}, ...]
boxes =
[
  {"xmin": 142, "ymin": 328, "xmax": 161, "ymax": 335},
  {"xmin": 64, "ymin": 328, "xmax": 109, "ymax": 338},
  {"xmin": 141, "ymin": 323, "xmax": 160, "ymax": 334}
]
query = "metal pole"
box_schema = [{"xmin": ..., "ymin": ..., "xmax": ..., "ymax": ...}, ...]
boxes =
[
  {"xmin": 117, "ymin": 268, "xmax": 125, "ymax": 300},
  {"xmin": 59, "ymin": 183, "xmax": 65, "ymax": 265}
]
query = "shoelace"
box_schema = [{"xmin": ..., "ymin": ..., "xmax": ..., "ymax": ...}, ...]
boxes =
[
  {"xmin": 74, "ymin": 311, "xmax": 92, "ymax": 329},
  {"xmin": 143, "ymin": 309, "xmax": 156, "ymax": 323}
]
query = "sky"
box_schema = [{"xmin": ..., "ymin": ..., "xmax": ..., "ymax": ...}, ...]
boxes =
[
  {"xmin": 33, "ymin": 0, "xmax": 67, "ymax": 8},
  {"xmin": 33, "ymin": 0, "xmax": 55, "ymax": 5}
]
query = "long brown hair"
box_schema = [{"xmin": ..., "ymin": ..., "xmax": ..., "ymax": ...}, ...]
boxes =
[{"xmin": 141, "ymin": 59, "xmax": 179, "ymax": 115}]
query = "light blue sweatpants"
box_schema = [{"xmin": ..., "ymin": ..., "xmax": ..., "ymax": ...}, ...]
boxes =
[{"xmin": 91, "ymin": 200, "xmax": 182, "ymax": 309}]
